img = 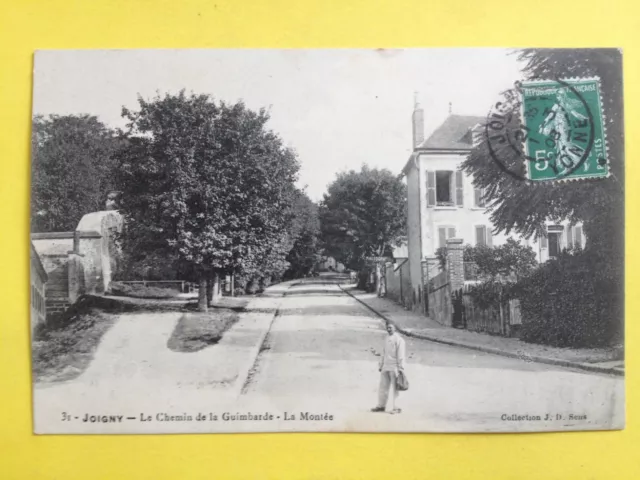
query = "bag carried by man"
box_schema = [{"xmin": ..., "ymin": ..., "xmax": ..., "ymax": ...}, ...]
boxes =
[{"xmin": 396, "ymin": 370, "xmax": 409, "ymax": 391}]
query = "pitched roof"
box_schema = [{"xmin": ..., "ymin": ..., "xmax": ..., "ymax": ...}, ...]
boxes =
[{"xmin": 418, "ymin": 114, "xmax": 485, "ymax": 150}]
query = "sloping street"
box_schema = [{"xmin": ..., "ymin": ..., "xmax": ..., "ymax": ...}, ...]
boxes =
[
  {"xmin": 34, "ymin": 278, "xmax": 624, "ymax": 433},
  {"xmin": 239, "ymin": 278, "xmax": 624, "ymax": 432}
]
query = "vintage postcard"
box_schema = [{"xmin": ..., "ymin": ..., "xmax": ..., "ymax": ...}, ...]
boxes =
[{"xmin": 30, "ymin": 48, "xmax": 624, "ymax": 434}]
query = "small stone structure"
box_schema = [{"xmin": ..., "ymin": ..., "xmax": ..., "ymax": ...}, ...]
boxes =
[
  {"xmin": 31, "ymin": 210, "xmax": 123, "ymax": 317},
  {"xmin": 75, "ymin": 210, "xmax": 123, "ymax": 295}
]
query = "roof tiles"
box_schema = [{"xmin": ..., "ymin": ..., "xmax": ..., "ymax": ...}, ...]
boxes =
[{"xmin": 419, "ymin": 114, "xmax": 485, "ymax": 150}]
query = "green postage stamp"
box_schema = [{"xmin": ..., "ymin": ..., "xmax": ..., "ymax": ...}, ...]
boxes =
[{"xmin": 520, "ymin": 77, "xmax": 608, "ymax": 182}]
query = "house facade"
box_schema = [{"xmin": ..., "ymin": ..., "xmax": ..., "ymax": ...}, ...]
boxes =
[{"xmin": 402, "ymin": 101, "xmax": 584, "ymax": 309}]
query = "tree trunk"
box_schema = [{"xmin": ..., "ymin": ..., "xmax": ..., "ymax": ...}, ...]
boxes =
[
  {"xmin": 211, "ymin": 271, "xmax": 222, "ymax": 304},
  {"xmin": 375, "ymin": 263, "xmax": 382, "ymax": 297},
  {"xmin": 198, "ymin": 275, "xmax": 208, "ymax": 312},
  {"xmin": 230, "ymin": 274, "xmax": 235, "ymax": 297},
  {"xmin": 206, "ymin": 276, "xmax": 214, "ymax": 306}
]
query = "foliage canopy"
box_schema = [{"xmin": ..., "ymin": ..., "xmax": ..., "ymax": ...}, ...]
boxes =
[
  {"xmin": 319, "ymin": 166, "xmax": 407, "ymax": 270},
  {"xmin": 116, "ymin": 91, "xmax": 301, "ymax": 287},
  {"xmin": 31, "ymin": 115, "xmax": 122, "ymax": 232}
]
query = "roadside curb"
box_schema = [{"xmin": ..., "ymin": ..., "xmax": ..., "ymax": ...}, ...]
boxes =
[
  {"xmin": 232, "ymin": 281, "xmax": 298, "ymax": 398},
  {"xmin": 339, "ymin": 284, "xmax": 624, "ymax": 377}
]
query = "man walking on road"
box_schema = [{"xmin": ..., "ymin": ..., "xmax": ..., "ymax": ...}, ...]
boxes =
[{"xmin": 371, "ymin": 323, "xmax": 406, "ymax": 414}]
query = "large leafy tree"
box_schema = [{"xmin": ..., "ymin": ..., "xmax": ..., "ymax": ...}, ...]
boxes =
[
  {"xmin": 319, "ymin": 166, "xmax": 407, "ymax": 270},
  {"xmin": 284, "ymin": 191, "xmax": 321, "ymax": 278},
  {"xmin": 116, "ymin": 91, "xmax": 300, "ymax": 310},
  {"xmin": 31, "ymin": 115, "xmax": 122, "ymax": 232},
  {"xmin": 462, "ymin": 48, "xmax": 623, "ymax": 277}
]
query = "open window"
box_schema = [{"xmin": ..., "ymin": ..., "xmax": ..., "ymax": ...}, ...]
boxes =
[
  {"xmin": 427, "ymin": 170, "xmax": 464, "ymax": 207},
  {"xmin": 436, "ymin": 171, "xmax": 453, "ymax": 204}
]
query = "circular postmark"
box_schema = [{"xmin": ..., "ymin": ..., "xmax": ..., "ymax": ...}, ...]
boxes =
[{"xmin": 485, "ymin": 78, "xmax": 598, "ymax": 182}]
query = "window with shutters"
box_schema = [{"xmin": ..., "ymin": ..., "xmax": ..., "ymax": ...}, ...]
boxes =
[
  {"xmin": 474, "ymin": 186, "xmax": 486, "ymax": 207},
  {"xmin": 474, "ymin": 225, "xmax": 493, "ymax": 247},
  {"xmin": 427, "ymin": 170, "xmax": 464, "ymax": 207},
  {"xmin": 438, "ymin": 225, "xmax": 457, "ymax": 248},
  {"xmin": 566, "ymin": 224, "xmax": 584, "ymax": 249}
]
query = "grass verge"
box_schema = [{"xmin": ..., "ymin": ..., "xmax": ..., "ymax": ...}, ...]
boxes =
[
  {"xmin": 109, "ymin": 281, "xmax": 181, "ymax": 299},
  {"xmin": 167, "ymin": 309, "xmax": 239, "ymax": 353},
  {"xmin": 32, "ymin": 308, "xmax": 118, "ymax": 384}
]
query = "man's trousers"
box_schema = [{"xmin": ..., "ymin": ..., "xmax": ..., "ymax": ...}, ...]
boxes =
[{"xmin": 377, "ymin": 370, "xmax": 398, "ymax": 410}]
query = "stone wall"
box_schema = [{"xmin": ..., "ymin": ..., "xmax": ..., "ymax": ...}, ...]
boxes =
[
  {"xmin": 384, "ymin": 259, "xmax": 412, "ymax": 309},
  {"xmin": 30, "ymin": 242, "xmax": 47, "ymax": 333}
]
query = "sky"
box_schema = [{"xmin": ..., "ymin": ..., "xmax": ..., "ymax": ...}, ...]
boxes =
[{"xmin": 33, "ymin": 49, "xmax": 525, "ymax": 201}]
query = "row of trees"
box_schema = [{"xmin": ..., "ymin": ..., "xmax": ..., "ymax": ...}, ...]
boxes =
[
  {"xmin": 31, "ymin": 93, "xmax": 408, "ymax": 311},
  {"xmin": 32, "ymin": 92, "xmax": 321, "ymax": 311}
]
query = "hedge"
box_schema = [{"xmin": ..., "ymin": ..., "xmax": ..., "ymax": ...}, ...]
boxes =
[{"xmin": 516, "ymin": 250, "xmax": 623, "ymax": 348}]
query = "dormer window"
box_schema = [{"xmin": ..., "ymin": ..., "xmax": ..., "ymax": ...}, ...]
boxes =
[
  {"xmin": 471, "ymin": 124, "xmax": 484, "ymax": 147},
  {"xmin": 459, "ymin": 130, "xmax": 473, "ymax": 145},
  {"xmin": 457, "ymin": 124, "xmax": 484, "ymax": 147}
]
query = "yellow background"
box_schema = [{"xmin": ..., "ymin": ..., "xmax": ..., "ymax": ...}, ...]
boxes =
[{"xmin": 0, "ymin": 1, "xmax": 637, "ymax": 478}]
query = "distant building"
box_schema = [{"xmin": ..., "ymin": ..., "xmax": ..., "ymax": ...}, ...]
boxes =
[
  {"xmin": 318, "ymin": 256, "xmax": 346, "ymax": 273},
  {"xmin": 402, "ymin": 99, "xmax": 584, "ymax": 308},
  {"xmin": 30, "ymin": 241, "xmax": 48, "ymax": 333}
]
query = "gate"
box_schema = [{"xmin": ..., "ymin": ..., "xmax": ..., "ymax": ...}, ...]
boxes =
[{"xmin": 452, "ymin": 288, "xmax": 465, "ymax": 328}]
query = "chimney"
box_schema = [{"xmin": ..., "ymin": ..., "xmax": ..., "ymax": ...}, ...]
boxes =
[{"xmin": 412, "ymin": 92, "xmax": 424, "ymax": 149}]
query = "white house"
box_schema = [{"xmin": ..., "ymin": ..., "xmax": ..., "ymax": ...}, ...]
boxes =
[{"xmin": 402, "ymin": 100, "xmax": 584, "ymax": 307}]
